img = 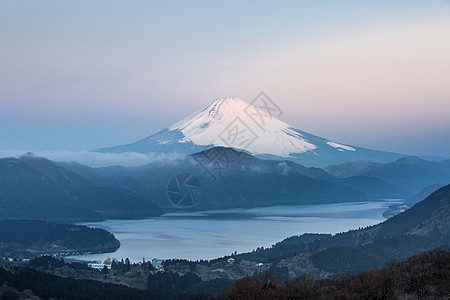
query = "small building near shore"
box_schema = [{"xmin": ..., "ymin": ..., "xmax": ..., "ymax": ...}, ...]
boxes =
[{"xmin": 88, "ymin": 263, "xmax": 112, "ymax": 270}]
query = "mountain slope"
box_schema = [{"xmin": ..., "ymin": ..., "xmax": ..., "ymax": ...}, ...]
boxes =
[
  {"xmin": 0, "ymin": 219, "xmax": 120, "ymax": 258},
  {"xmin": 0, "ymin": 154, "xmax": 163, "ymax": 221},
  {"xmin": 60, "ymin": 147, "xmax": 416, "ymax": 212},
  {"xmin": 95, "ymin": 97, "xmax": 405, "ymax": 167},
  {"xmin": 230, "ymin": 185, "xmax": 450, "ymax": 275},
  {"xmin": 378, "ymin": 184, "xmax": 450, "ymax": 237},
  {"xmin": 326, "ymin": 157, "xmax": 450, "ymax": 194},
  {"xmin": 382, "ymin": 183, "xmax": 446, "ymax": 218},
  {"xmin": 0, "ymin": 157, "xmax": 101, "ymax": 221},
  {"xmin": 404, "ymin": 183, "xmax": 446, "ymax": 207},
  {"xmin": 308, "ymin": 185, "xmax": 450, "ymax": 273}
]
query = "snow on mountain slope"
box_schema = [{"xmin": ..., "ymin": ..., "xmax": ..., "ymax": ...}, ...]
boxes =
[
  {"xmin": 326, "ymin": 141, "xmax": 356, "ymax": 152},
  {"xmin": 168, "ymin": 97, "xmax": 316, "ymax": 157},
  {"xmin": 95, "ymin": 97, "xmax": 405, "ymax": 166}
]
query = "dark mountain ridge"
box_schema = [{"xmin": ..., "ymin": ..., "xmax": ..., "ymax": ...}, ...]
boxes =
[
  {"xmin": 326, "ymin": 157, "xmax": 450, "ymax": 194},
  {"xmin": 59, "ymin": 147, "xmax": 446, "ymax": 211},
  {"xmin": 60, "ymin": 147, "xmax": 375, "ymax": 211},
  {"xmin": 2, "ymin": 148, "xmax": 448, "ymax": 216},
  {"xmin": 0, "ymin": 154, "xmax": 162, "ymax": 221}
]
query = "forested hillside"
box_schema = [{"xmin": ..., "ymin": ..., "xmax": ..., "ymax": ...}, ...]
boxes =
[{"xmin": 0, "ymin": 220, "xmax": 120, "ymax": 258}]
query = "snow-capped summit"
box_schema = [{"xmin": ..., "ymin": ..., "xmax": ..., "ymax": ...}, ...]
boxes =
[
  {"xmin": 95, "ymin": 97, "xmax": 404, "ymax": 166},
  {"xmin": 168, "ymin": 97, "xmax": 316, "ymax": 157}
]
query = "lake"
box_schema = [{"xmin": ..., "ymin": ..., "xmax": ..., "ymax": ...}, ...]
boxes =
[{"xmin": 69, "ymin": 200, "xmax": 401, "ymax": 262}]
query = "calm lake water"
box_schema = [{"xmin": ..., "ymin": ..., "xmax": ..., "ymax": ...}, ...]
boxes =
[{"xmin": 69, "ymin": 200, "xmax": 402, "ymax": 262}]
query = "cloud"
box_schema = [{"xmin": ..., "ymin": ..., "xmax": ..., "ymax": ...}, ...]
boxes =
[{"xmin": 0, "ymin": 150, "xmax": 184, "ymax": 167}]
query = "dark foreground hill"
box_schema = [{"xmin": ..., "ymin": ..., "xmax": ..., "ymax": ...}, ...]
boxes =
[
  {"xmin": 222, "ymin": 247, "xmax": 450, "ymax": 300},
  {"xmin": 0, "ymin": 264, "xmax": 168, "ymax": 300},
  {"xmin": 1, "ymin": 248, "xmax": 447, "ymax": 300},
  {"xmin": 0, "ymin": 219, "xmax": 120, "ymax": 258}
]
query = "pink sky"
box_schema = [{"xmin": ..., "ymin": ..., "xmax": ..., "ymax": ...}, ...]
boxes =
[{"xmin": 0, "ymin": 1, "xmax": 449, "ymax": 156}]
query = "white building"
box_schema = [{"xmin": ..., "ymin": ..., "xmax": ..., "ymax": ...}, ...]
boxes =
[{"xmin": 88, "ymin": 263, "xmax": 111, "ymax": 270}]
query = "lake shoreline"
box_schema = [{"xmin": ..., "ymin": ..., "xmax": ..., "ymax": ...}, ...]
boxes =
[{"xmin": 68, "ymin": 200, "xmax": 403, "ymax": 263}]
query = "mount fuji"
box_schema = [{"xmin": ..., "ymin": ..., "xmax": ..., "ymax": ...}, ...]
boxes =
[{"xmin": 95, "ymin": 97, "xmax": 405, "ymax": 166}]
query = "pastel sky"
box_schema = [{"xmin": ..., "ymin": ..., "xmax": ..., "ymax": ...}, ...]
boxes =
[{"xmin": 1, "ymin": 0, "xmax": 449, "ymax": 157}]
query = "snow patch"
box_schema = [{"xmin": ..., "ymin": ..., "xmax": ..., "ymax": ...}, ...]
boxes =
[{"xmin": 327, "ymin": 141, "xmax": 356, "ymax": 152}]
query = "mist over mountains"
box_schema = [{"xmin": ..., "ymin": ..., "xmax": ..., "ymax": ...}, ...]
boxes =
[
  {"xmin": 1, "ymin": 147, "xmax": 448, "ymax": 220},
  {"xmin": 95, "ymin": 97, "xmax": 408, "ymax": 167},
  {"xmin": 326, "ymin": 157, "xmax": 450, "ymax": 194}
]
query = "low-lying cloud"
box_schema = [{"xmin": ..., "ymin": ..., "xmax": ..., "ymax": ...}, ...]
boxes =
[{"xmin": 0, "ymin": 150, "xmax": 184, "ymax": 167}]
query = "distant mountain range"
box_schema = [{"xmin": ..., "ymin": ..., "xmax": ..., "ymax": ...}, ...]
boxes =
[
  {"xmin": 64, "ymin": 147, "xmax": 449, "ymax": 212},
  {"xmin": 61, "ymin": 147, "xmax": 369, "ymax": 211},
  {"xmin": 1, "ymin": 148, "xmax": 449, "ymax": 218},
  {"xmin": 325, "ymin": 156, "xmax": 450, "ymax": 194},
  {"xmin": 0, "ymin": 153, "xmax": 162, "ymax": 221},
  {"xmin": 94, "ymin": 97, "xmax": 408, "ymax": 167}
]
